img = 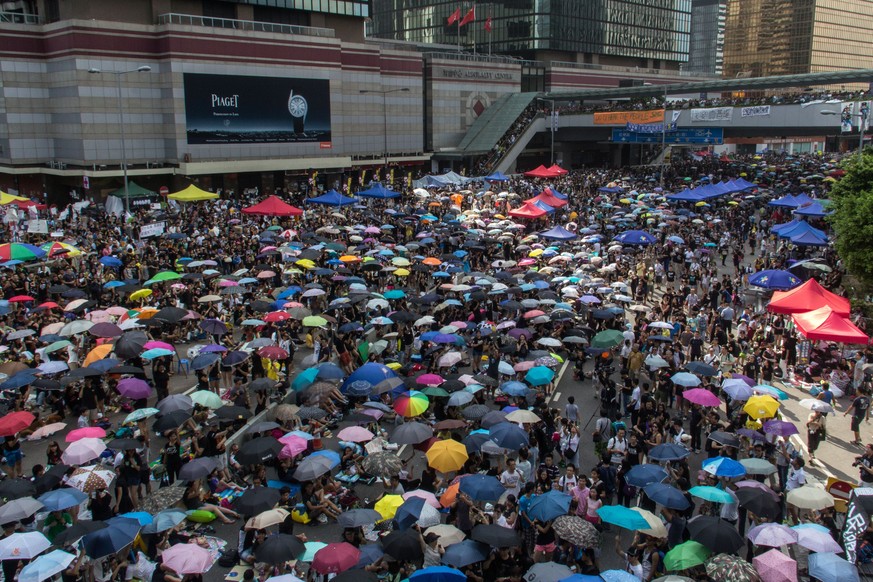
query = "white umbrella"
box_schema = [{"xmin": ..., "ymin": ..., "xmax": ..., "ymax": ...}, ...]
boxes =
[
  {"xmin": 498, "ymin": 361, "xmax": 515, "ymax": 376},
  {"xmin": 414, "ymin": 316, "xmax": 436, "ymax": 327},
  {"xmin": 18, "ymin": 549, "xmax": 75, "ymax": 582},
  {"xmin": 645, "ymin": 355, "xmax": 669, "ymax": 369},
  {"xmin": 447, "ymin": 392, "xmax": 474, "ymax": 407},
  {"xmin": 438, "ymin": 352, "xmax": 463, "ymax": 368},
  {"xmin": 648, "ymin": 322, "xmax": 674, "ymax": 329},
  {"xmin": 536, "ymin": 338, "xmax": 563, "ymax": 347},
  {"xmin": 61, "ymin": 438, "xmax": 106, "ymax": 465},
  {"xmin": 799, "ymin": 399, "xmax": 834, "ymax": 414},
  {"xmin": 0, "ymin": 497, "xmax": 43, "ymax": 523},
  {"xmin": 0, "ymin": 532, "xmax": 51, "ymax": 560}
]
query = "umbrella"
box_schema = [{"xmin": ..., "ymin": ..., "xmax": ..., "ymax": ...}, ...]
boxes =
[
  {"xmin": 505, "ymin": 409, "xmax": 541, "ymax": 424},
  {"xmin": 374, "ymin": 495, "xmax": 405, "ymax": 522},
  {"xmin": 162, "ymin": 543, "xmax": 215, "ymax": 574},
  {"xmin": 391, "ymin": 422, "xmax": 434, "ymax": 445},
  {"xmin": 0, "ymin": 411, "xmax": 35, "ymax": 436},
  {"xmin": 235, "ymin": 487, "xmax": 281, "ymax": 517},
  {"xmin": 689, "ymin": 486, "xmax": 735, "ymax": 504},
  {"xmin": 747, "ymin": 523, "xmax": 798, "ymax": 547},
  {"xmin": 488, "ymin": 422, "xmax": 529, "ymax": 450},
  {"xmin": 682, "ymin": 388, "xmax": 720, "ymax": 406},
  {"xmin": 441, "ymin": 540, "xmax": 489, "ymax": 568},
  {"xmin": 0, "ymin": 479, "xmax": 36, "ymax": 500},
  {"xmin": 686, "ymin": 361, "xmax": 718, "ymax": 376},
  {"xmin": 142, "ymin": 509, "xmax": 188, "ymax": 534},
  {"xmin": 189, "ymin": 389, "xmax": 223, "ymax": 408},
  {"xmin": 114, "ymin": 331, "xmax": 148, "ymax": 360},
  {"xmin": 762, "ymin": 420, "xmax": 798, "ymax": 438},
  {"xmin": 337, "ymin": 509, "xmax": 382, "ymax": 529},
  {"xmin": 156, "ymin": 394, "xmax": 194, "ymax": 415},
  {"xmin": 708, "ymin": 431, "xmax": 740, "ymax": 447},
  {"xmin": 412, "ymin": 566, "xmax": 466, "ymax": 582},
  {"xmin": 735, "ymin": 488, "xmax": 782, "ymax": 521},
  {"xmin": 752, "ymin": 548, "xmax": 797, "ymax": 582},
  {"xmin": 52, "ymin": 521, "xmax": 108, "ymax": 546},
  {"xmin": 38, "ymin": 487, "xmax": 87, "ymax": 511},
  {"xmin": 470, "ymin": 523, "xmax": 520, "ymax": 548},
  {"xmin": 688, "ymin": 516, "xmax": 744, "ymax": 553},
  {"xmin": 591, "ymin": 329, "xmax": 624, "ymax": 348},
  {"xmin": 426, "ymin": 440, "xmax": 469, "ymax": 473},
  {"xmin": 178, "ymin": 457, "xmax": 219, "ymax": 481},
  {"xmin": 597, "ymin": 505, "xmax": 649, "ymax": 530},
  {"xmin": 625, "ymin": 464, "xmax": 669, "ymax": 487},
  {"xmin": 524, "ymin": 562, "xmax": 573, "ymax": 582},
  {"xmin": 551, "ymin": 515, "xmax": 600, "ymax": 547},
  {"xmin": 336, "ymin": 426, "xmax": 374, "ymax": 443},
  {"xmin": 362, "ymin": 452, "xmax": 403, "ymax": 478},
  {"xmin": 644, "ymin": 483, "xmax": 690, "ymax": 510},
  {"xmin": 786, "ymin": 485, "xmax": 834, "ymax": 510},
  {"xmin": 67, "ymin": 466, "xmax": 115, "ymax": 493},
  {"xmin": 82, "ymin": 516, "xmax": 141, "ymax": 559},
  {"xmin": 255, "ymin": 534, "xmax": 306, "ymax": 565},
  {"xmin": 793, "ymin": 524, "xmax": 843, "ymax": 553},
  {"xmin": 458, "ymin": 474, "xmax": 505, "ymax": 502},
  {"xmin": 311, "ymin": 542, "xmax": 360, "ymax": 574},
  {"xmin": 631, "ymin": 507, "xmax": 668, "ymax": 538},
  {"xmin": 0, "ymin": 532, "xmax": 50, "ymax": 560},
  {"xmin": 293, "ymin": 455, "xmax": 334, "ymax": 481},
  {"xmin": 244, "ymin": 508, "xmax": 290, "ymax": 531},
  {"xmin": 739, "ymin": 458, "xmax": 776, "ymax": 476},
  {"xmin": 236, "ymin": 437, "xmax": 283, "ymax": 465},
  {"xmin": 807, "ymin": 552, "xmax": 858, "ymax": 582},
  {"xmin": 705, "ymin": 553, "xmax": 763, "ymax": 582},
  {"xmin": 524, "ymin": 366, "xmax": 555, "ymax": 386},
  {"xmin": 743, "ymin": 395, "xmax": 780, "ymax": 419},
  {"xmin": 394, "ymin": 391, "xmax": 430, "ymax": 417},
  {"xmin": 424, "ymin": 524, "xmax": 465, "ymax": 547},
  {"xmin": 647, "ymin": 443, "xmax": 690, "ymax": 462},
  {"xmin": 671, "ymin": 372, "xmax": 702, "ymax": 387},
  {"xmin": 18, "ymin": 549, "xmax": 76, "ymax": 582},
  {"xmin": 393, "ymin": 497, "xmax": 441, "ymax": 529},
  {"xmin": 382, "ymin": 529, "xmax": 424, "ymax": 561},
  {"xmin": 152, "ymin": 410, "xmax": 191, "ymax": 432},
  {"xmin": 462, "ymin": 404, "xmax": 491, "ymax": 420},
  {"xmin": 116, "ymin": 378, "xmax": 152, "ymax": 400},
  {"xmin": 702, "ymin": 457, "xmax": 746, "ymax": 478},
  {"xmin": 663, "ymin": 540, "xmax": 711, "ymax": 572},
  {"xmin": 528, "ymin": 490, "xmax": 572, "ymax": 522},
  {"xmin": 0, "ymin": 496, "xmax": 43, "ymax": 524}
]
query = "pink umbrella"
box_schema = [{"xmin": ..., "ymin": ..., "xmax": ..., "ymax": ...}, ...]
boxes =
[
  {"xmin": 218, "ymin": 279, "xmax": 237, "ymax": 287},
  {"xmin": 522, "ymin": 309, "xmax": 545, "ymax": 319},
  {"xmin": 311, "ymin": 542, "xmax": 360, "ymax": 574},
  {"xmin": 29, "ymin": 422, "xmax": 66, "ymax": 439},
  {"xmin": 753, "ymin": 548, "xmax": 797, "ymax": 582},
  {"xmin": 116, "ymin": 378, "xmax": 152, "ymax": 400},
  {"xmin": 62, "ymin": 438, "xmax": 106, "ymax": 465},
  {"xmin": 65, "ymin": 427, "xmax": 106, "ymax": 443},
  {"xmin": 416, "ymin": 374, "xmax": 445, "ymax": 386},
  {"xmin": 403, "ymin": 489, "xmax": 441, "ymax": 508},
  {"xmin": 161, "ymin": 543, "xmax": 215, "ymax": 574},
  {"xmin": 144, "ymin": 341, "xmax": 174, "ymax": 351},
  {"xmin": 747, "ymin": 523, "xmax": 798, "ymax": 547},
  {"xmin": 449, "ymin": 321, "xmax": 469, "ymax": 329},
  {"xmin": 736, "ymin": 480, "xmax": 781, "ymax": 501},
  {"xmin": 364, "ymin": 226, "xmax": 381, "ymax": 234},
  {"xmin": 336, "ymin": 426, "xmax": 375, "ymax": 443},
  {"xmin": 682, "ymin": 388, "xmax": 722, "ymax": 407},
  {"xmin": 278, "ymin": 436, "xmax": 308, "ymax": 459},
  {"xmin": 514, "ymin": 361, "xmax": 536, "ymax": 372},
  {"xmin": 361, "ymin": 409, "xmax": 383, "ymax": 420},
  {"xmin": 105, "ymin": 306, "xmax": 129, "ymax": 316}
]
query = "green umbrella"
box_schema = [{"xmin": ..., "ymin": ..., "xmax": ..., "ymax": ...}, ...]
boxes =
[
  {"xmin": 144, "ymin": 271, "xmax": 182, "ymax": 285},
  {"xmin": 189, "ymin": 390, "xmax": 223, "ymax": 409},
  {"xmin": 421, "ymin": 386, "xmax": 450, "ymax": 398},
  {"xmin": 664, "ymin": 540, "xmax": 711, "ymax": 571},
  {"xmin": 45, "ymin": 340, "xmax": 72, "ymax": 354},
  {"xmin": 302, "ymin": 315, "xmax": 328, "ymax": 328},
  {"xmin": 591, "ymin": 329, "xmax": 624, "ymax": 349}
]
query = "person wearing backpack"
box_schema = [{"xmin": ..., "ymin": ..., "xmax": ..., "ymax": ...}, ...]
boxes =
[{"xmin": 607, "ymin": 428, "xmax": 628, "ymax": 467}]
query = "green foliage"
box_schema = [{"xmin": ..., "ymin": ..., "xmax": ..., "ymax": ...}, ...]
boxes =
[{"xmin": 828, "ymin": 151, "xmax": 873, "ymax": 285}]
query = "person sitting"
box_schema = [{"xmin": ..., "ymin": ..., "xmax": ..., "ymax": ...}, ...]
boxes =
[
  {"xmin": 182, "ymin": 480, "xmax": 241, "ymax": 524},
  {"xmin": 207, "ymin": 468, "xmax": 243, "ymax": 493}
]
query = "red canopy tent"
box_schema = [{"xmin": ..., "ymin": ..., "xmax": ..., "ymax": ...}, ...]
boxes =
[
  {"xmin": 241, "ymin": 195, "xmax": 303, "ymax": 217},
  {"xmin": 526, "ymin": 189, "xmax": 567, "ymax": 208},
  {"xmin": 523, "ymin": 165, "xmax": 560, "ymax": 179},
  {"xmin": 547, "ymin": 164, "xmax": 568, "ymax": 175},
  {"xmin": 508, "ymin": 202, "xmax": 548, "ymax": 219},
  {"xmin": 767, "ymin": 278, "xmax": 850, "ymax": 316},
  {"xmin": 792, "ymin": 306, "xmax": 869, "ymax": 344}
]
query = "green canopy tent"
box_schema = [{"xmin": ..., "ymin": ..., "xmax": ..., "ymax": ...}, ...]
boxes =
[{"xmin": 108, "ymin": 182, "xmax": 157, "ymax": 198}]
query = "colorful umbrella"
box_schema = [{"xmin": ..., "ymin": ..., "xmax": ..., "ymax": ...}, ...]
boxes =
[
  {"xmin": 682, "ymin": 388, "xmax": 721, "ymax": 407},
  {"xmin": 705, "ymin": 553, "xmax": 762, "ymax": 582},
  {"xmin": 394, "ymin": 390, "xmax": 430, "ymax": 417},
  {"xmin": 0, "ymin": 243, "xmax": 46, "ymax": 261}
]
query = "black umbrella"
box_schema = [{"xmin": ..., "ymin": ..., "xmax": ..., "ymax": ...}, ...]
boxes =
[
  {"xmin": 152, "ymin": 410, "xmax": 192, "ymax": 432},
  {"xmin": 481, "ymin": 410, "xmax": 508, "ymax": 429},
  {"xmin": 153, "ymin": 307, "xmax": 189, "ymax": 324},
  {"xmin": 178, "ymin": 458, "xmax": 219, "ymax": 481},
  {"xmin": 190, "ymin": 353, "xmax": 219, "ymax": 371},
  {"xmin": 337, "ymin": 509, "xmax": 382, "ymax": 529},
  {"xmin": 67, "ymin": 367, "xmax": 103, "ymax": 379},
  {"xmin": 390, "ymin": 422, "xmax": 433, "ymax": 445},
  {"xmin": 687, "ymin": 516, "xmax": 744, "ymax": 553},
  {"xmin": 735, "ymin": 488, "xmax": 782, "ymax": 521},
  {"xmin": 236, "ymin": 437, "xmax": 283, "ymax": 465},
  {"xmin": 200, "ymin": 319, "xmax": 228, "ymax": 335},
  {"xmin": 471, "ymin": 523, "xmax": 521, "ymax": 548},
  {"xmin": 115, "ymin": 331, "xmax": 148, "ymax": 360},
  {"xmin": 686, "ymin": 361, "xmax": 718, "ymax": 377},
  {"xmin": 250, "ymin": 378, "xmax": 277, "ymax": 393},
  {"xmin": 214, "ymin": 405, "xmax": 253, "ymax": 421},
  {"xmin": 108, "ymin": 365, "xmax": 144, "ymax": 375},
  {"xmin": 297, "ymin": 406, "xmax": 327, "ymax": 421},
  {"xmin": 254, "ymin": 534, "xmax": 305, "ymax": 564},
  {"xmin": 709, "ymin": 431, "xmax": 741, "ymax": 448},
  {"xmin": 222, "ymin": 351, "xmax": 249, "ymax": 366},
  {"xmin": 35, "ymin": 464, "xmax": 70, "ymax": 495},
  {"xmin": 48, "ymin": 284, "xmax": 71, "ymax": 294},
  {"xmin": 156, "ymin": 394, "xmax": 194, "ymax": 415},
  {"xmin": 53, "ymin": 520, "xmax": 108, "ymax": 546},
  {"xmin": 33, "ymin": 378, "xmax": 62, "ymax": 391},
  {"xmin": 381, "ymin": 529, "xmax": 423, "ymax": 561},
  {"xmin": 250, "ymin": 300, "xmax": 273, "ymax": 313},
  {"xmin": 235, "ymin": 487, "xmax": 280, "ymax": 517},
  {"xmin": 462, "ymin": 404, "xmax": 491, "ymax": 420},
  {"xmin": 107, "ymin": 438, "xmax": 140, "ymax": 451}
]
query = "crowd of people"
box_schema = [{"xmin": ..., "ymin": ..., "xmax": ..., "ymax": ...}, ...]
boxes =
[{"xmin": 0, "ymin": 149, "xmax": 869, "ymax": 582}]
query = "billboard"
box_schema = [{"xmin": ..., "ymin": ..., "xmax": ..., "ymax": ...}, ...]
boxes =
[{"xmin": 183, "ymin": 73, "xmax": 331, "ymax": 145}]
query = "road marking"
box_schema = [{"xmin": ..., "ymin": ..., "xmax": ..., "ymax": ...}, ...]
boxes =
[
  {"xmin": 547, "ymin": 360, "xmax": 571, "ymax": 404},
  {"xmin": 552, "ymin": 392, "xmax": 562, "ymax": 403}
]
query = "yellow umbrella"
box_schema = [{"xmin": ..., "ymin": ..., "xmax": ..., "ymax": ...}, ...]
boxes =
[
  {"xmin": 167, "ymin": 184, "xmax": 218, "ymax": 202},
  {"xmin": 695, "ymin": 201, "xmax": 709, "ymax": 207},
  {"xmin": 394, "ymin": 268, "xmax": 410, "ymax": 277},
  {"xmin": 374, "ymin": 494, "xmax": 405, "ymax": 521},
  {"xmin": 83, "ymin": 344, "xmax": 113, "ymax": 367},
  {"xmin": 619, "ymin": 198, "xmax": 632, "ymax": 204},
  {"xmin": 727, "ymin": 201, "xmax": 739, "ymax": 206},
  {"xmin": 426, "ymin": 439, "xmax": 469, "ymax": 473},
  {"xmin": 528, "ymin": 249, "xmax": 544, "ymax": 257},
  {"xmin": 130, "ymin": 289, "xmax": 152, "ymax": 301},
  {"xmin": 743, "ymin": 395, "xmax": 780, "ymax": 419},
  {"xmin": 386, "ymin": 362, "xmax": 402, "ymax": 371},
  {"xmin": 295, "ymin": 259, "xmax": 316, "ymax": 270}
]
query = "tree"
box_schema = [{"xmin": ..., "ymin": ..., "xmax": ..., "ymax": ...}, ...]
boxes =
[{"xmin": 828, "ymin": 150, "xmax": 873, "ymax": 285}]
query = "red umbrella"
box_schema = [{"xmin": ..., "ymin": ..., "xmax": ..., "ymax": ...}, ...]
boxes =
[
  {"xmin": 8, "ymin": 295, "xmax": 34, "ymax": 303},
  {"xmin": 263, "ymin": 311, "xmax": 290, "ymax": 323},
  {"xmin": 39, "ymin": 302, "xmax": 60, "ymax": 310},
  {"xmin": 311, "ymin": 542, "xmax": 360, "ymax": 574},
  {"xmin": 257, "ymin": 346, "xmax": 289, "ymax": 360},
  {"xmin": 0, "ymin": 411, "xmax": 35, "ymax": 436}
]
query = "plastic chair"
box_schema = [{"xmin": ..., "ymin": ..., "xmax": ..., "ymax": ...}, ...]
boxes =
[{"xmin": 177, "ymin": 358, "xmax": 190, "ymax": 377}]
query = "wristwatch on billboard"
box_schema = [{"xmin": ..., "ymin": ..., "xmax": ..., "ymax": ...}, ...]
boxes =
[{"xmin": 288, "ymin": 91, "xmax": 308, "ymax": 134}]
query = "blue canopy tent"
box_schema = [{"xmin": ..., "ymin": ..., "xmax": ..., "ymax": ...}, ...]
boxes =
[
  {"xmin": 357, "ymin": 183, "xmax": 400, "ymax": 199},
  {"xmin": 666, "ymin": 189, "xmax": 704, "ymax": 202},
  {"xmin": 777, "ymin": 221, "xmax": 827, "ymax": 240},
  {"xmin": 539, "ymin": 225, "xmax": 577, "ymax": 241},
  {"xmin": 710, "ymin": 181, "xmax": 734, "ymax": 195},
  {"xmin": 412, "ymin": 171, "xmax": 471, "ymax": 189},
  {"xmin": 790, "ymin": 230, "xmax": 829, "ymax": 246},
  {"xmin": 793, "ymin": 201, "xmax": 832, "ymax": 217},
  {"xmin": 547, "ymin": 188, "xmax": 568, "ymax": 200},
  {"xmin": 598, "ymin": 186, "xmax": 624, "ymax": 194},
  {"xmin": 736, "ymin": 177, "xmax": 757, "ymax": 189},
  {"xmin": 532, "ymin": 200, "xmax": 555, "ymax": 213},
  {"xmin": 485, "ymin": 171, "xmax": 509, "ymax": 181},
  {"xmin": 771, "ymin": 219, "xmax": 802, "ymax": 233},
  {"xmin": 769, "ymin": 194, "xmax": 799, "ymax": 207},
  {"xmin": 305, "ymin": 190, "xmax": 358, "ymax": 206}
]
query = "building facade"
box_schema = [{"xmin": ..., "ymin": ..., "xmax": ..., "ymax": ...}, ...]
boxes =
[
  {"xmin": 369, "ymin": 0, "xmax": 693, "ymax": 70},
  {"xmin": 687, "ymin": 0, "xmax": 725, "ymax": 76},
  {"xmin": 723, "ymin": 0, "xmax": 873, "ymax": 78}
]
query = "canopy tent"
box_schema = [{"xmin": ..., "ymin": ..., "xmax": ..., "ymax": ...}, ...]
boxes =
[
  {"xmin": 790, "ymin": 230, "xmax": 829, "ymax": 246},
  {"xmin": 539, "ymin": 225, "xmax": 577, "ymax": 241},
  {"xmin": 508, "ymin": 202, "xmax": 548, "ymax": 219},
  {"xmin": 597, "ymin": 185, "xmax": 624, "ymax": 193},
  {"xmin": 305, "ymin": 190, "xmax": 358, "ymax": 206},
  {"xmin": 241, "ymin": 195, "xmax": 303, "ymax": 217},
  {"xmin": 108, "ymin": 182, "xmax": 157, "ymax": 199},
  {"xmin": 357, "ymin": 183, "xmax": 400, "ymax": 199},
  {"xmin": 771, "ymin": 219, "xmax": 803, "ymax": 234},
  {"xmin": 168, "ymin": 185, "xmax": 218, "ymax": 202},
  {"xmin": 769, "ymin": 193, "xmax": 815, "ymax": 208},
  {"xmin": 667, "ymin": 189, "xmax": 704, "ymax": 202},
  {"xmin": 793, "ymin": 201, "xmax": 832, "ymax": 217},
  {"xmin": 776, "ymin": 221, "xmax": 826, "ymax": 240},
  {"xmin": 547, "ymin": 164, "xmax": 569, "ymax": 175},
  {"xmin": 526, "ymin": 191, "xmax": 567, "ymax": 209},
  {"xmin": 531, "ymin": 200, "xmax": 555, "ymax": 213},
  {"xmin": 524, "ymin": 165, "xmax": 561, "ymax": 179},
  {"xmin": 544, "ymin": 187, "xmax": 568, "ymax": 200},
  {"xmin": 412, "ymin": 172, "xmax": 471, "ymax": 189},
  {"xmin": 767, "ymin": 278, "xmax": 850, "ymax": 316},
  {"xmin": 792, "ymin": 306, "xmax": 868, "ymax": 344},
  {"xmin": 485, "ymin": 172, "xmax": 509, "ymax": 182}
]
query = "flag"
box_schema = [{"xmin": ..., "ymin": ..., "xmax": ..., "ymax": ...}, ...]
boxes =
[
  {"xmin": 459, "ymin": 7, "xmax": 475, "ymax": 26},
  {"xmin": 485, "ymin": 17, "xmax": 492, "ymax": 32},
  {"xmin": 447, "ymin": 7, "xmax": 461, "ymax": 25}
]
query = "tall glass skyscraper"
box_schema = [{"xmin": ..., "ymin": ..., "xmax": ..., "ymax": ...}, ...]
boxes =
[
  {"xmin": 687, "ymin": 0, "xmax": 725, "ymax": 75},
  {"xmin": 369, "ymin": 0, "xmax": 692, "ymax": 68}
]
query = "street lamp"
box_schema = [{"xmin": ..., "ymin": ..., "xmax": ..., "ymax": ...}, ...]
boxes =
[
  {"xmin": 359, "ymin": 87, "xmax": 410, "ymax": 171},
  {"xmin": 88, "ymin": 65, "xmax": 152, "ymax": 215},
  {"xmin": 821, "ymin": 109, "xmax": 868, "ymax": 161}
]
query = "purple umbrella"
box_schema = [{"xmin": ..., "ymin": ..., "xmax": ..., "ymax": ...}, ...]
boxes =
[
  {"xmin": 199, "ymin": 344, "xmax": 227, "ymax": 353},
  {"xmin": 507, "ymin": 328, "xmax": 533, "ymax": 340},
  {"xmin": 730, "ymin": 373, "xmax": 756, "ymax": 386},
  {"xmin": 116, "ymin": 378, "xmax": 152, "ymax": 400},
  {"xmin": 762, "ymin": 419, "xmax": 799, "ymax": 437},
  {"xmin": 737, "ymin": 428, "xmax": 766, "ymax": 441}
]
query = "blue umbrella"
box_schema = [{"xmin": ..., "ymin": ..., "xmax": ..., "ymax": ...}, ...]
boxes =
[
  {"xmin": 600, "ymin": 570, "xmax": 640, "ymax": 582},
  {"xmin": 0, "ymin": 371, "xmax": 39, "ymax": 390},
  {"xmin": 393, "ymin": 497, "xmax": 429, "ymax": 530},
  {"xmin": 291, "ymin": 368, "xmax": 319, "ymax": 391},
  {"xmin": 643, "ymin": 483, "xmax": 690, "ymax": 510},
  {"xmin": 99, "ymin": 256, "xmax": 122, "ymax": 267},
  {"xmin": 142, "ymin": 509, "xmax": 188, "ymax": 534},
  {"xmin": 190, "ymin": 353, "xmax": 219, "ymax": 371},
  {"xmin": 524, "ymin": 366, "xmax": 555, "ymax": 386},
  {"xmin": 808, "ymin": 552, "xmax": 860, "ymax": 582},
  {"xmin": 488, "ymin": 422, "xmax": 529, "ymax": 450},
  {"xmin": 310, "ymin": 450, "xmax": 341, "ymax": 467},
  {"xmin": 86, "ymin": 358, "xmax": 121, "ymax": 373},
  {"xmin": 119, "ymin": 512, "xmax": 152, "ymax": 525},
  {"xmin": 499, "ymin": 381, "xmax": 529, "ymax": 396},
  {"xmin": 411, "ymin": 565, "xmax": 467, "ymax": 582},
  {"xmin": 748, "ymin": 269, "xmax": 802, "ymax": 290},
  {"xmin": 671, "ymin": 372, "xmax": 701, "ymax": 387},
  {"xmin": 342, "ymin": 362, "xmax": 398, "ymax": 392},
  {"xmin": 647, "ymin": 443, "xmax": 690, "ymax": 462},
  {"xmin": 441, "ymin": 540, "xmax": 490, "ymax": 568},
  {"xmin": 315, "ymin": 362, "xmax": 345, "ymax": 380},
  {"xmin": 38, "ymin": 488, "xmax": 87, "ymax": 512},
  {"xmin": 527, "ymin": 490, "xmax": 572, "ymax": 522},
  {"xmin": 458, "ymin": 474, "xmax": 505, "ymax": 501},
  {"xmin": 625, "ymin": 464, "xmax": 669, "ymax": 487},
  {"xmin": 702, "ymin": 457, "xmax": 746, "ymax": 478},
  {"xmin": 18, "ymin": 549, "xmax": 76, "ymax": 582},
  {"xmin": 614, "ymin": 230, "xmax": 656, "ymax": 245},
  {"xmin": 82, "ymin": 516, "xmax": 141, "ymax": 559},
  {"xmin": 356, "ymin": 543, "xmax": 384, "ymax": 567}
]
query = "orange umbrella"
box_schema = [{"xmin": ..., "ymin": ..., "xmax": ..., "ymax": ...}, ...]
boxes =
[
  {"xmin": 440, "ymin": 481, "xmax": 461, "ymax": 507},
  {"xmin": 339, "ymin": 255, "xmax": 361, "ymax": 263},
  {"xmin": 136, "ymin": 308, "xmax": 158, "ymax": 320},
  {"xmin": 83, "ymin": 344, "xmax": 113, "ymax": 367},
  {"xmin": 422, "ymin": 257, "xmax": 442, "ymax": 266}
]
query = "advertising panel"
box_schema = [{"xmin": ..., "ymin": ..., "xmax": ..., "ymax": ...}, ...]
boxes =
[
  {"xmin": 183, "ymin": 73, "xmax": 331, "ymax": 145},
  {"xmin": 593, "ymin": 109, "xmax": 664, "ymax": 125},
  {"xmin": 690, "ymin": 107, "xmax": 733, "ymax": 122}
]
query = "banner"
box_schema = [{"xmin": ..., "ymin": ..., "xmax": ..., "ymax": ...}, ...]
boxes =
[
  {"xmin": 626, "ymin": 122, "xmax": 677, "ymax": 133},
  {"xmin": 183, "ymin": 73, "xmax": 331, "ymax": 145},
  {"xmin": 139, "ymin": 222, "xmax": 166, "ymax": 238},
  {"xmin": 741, "ymin": 105, "xmax": 771, "ymax": 118},
  {"xmin": 593, "ymin": 109, "xmax": 664, "ymax": 125},
  {"xmin": 26, "ymin": 219, "xmax": 48, "ymax": 234},
  {"xmin": 691, "ymin": 107, "xmax": 733, "ymax": 122},
  {"xmin": 843, "ymin": 487, "xmax": 873, "ymax": 564}
]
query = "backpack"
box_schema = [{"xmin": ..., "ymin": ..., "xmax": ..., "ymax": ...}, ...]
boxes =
[{"xmin": 217, "ymin": 548, "xmax": 239, "ymax": 568}]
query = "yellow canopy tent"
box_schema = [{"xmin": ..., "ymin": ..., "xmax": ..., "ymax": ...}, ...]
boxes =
[
  {"xmin": 0, "ymin": 191, "xmax": 30, "ymax": 205},
  {"xmin": 167, "ymin": 185, "xmax": 218, "ymax": 202}
]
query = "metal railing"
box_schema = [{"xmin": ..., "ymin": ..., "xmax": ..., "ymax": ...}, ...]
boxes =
[
  {"xmin": 423, "ymin": 51, "xmax": 540, "ymax": 67},
  {"xmin": 549, "ymin": 60, "xmax": 719, "ymax": 79},
  {"xmin": 0, "ymin": 10, "xmax": 41, "ymax": 24},
  {"xmin": 157, "ymin": 13, "xmax": 335, "ymax": 38}
]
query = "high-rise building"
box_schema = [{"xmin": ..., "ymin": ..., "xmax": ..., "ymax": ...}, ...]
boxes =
[
  {"xmin": 723, "ymin": 0, "xmax": 873, "ymax": 78},
  {"xmin": 369, "ymin": 0, "xmax": 692, "ymax": 70},
  {"xmin": 687, "ymin": 0, "xmax": 725, "ymax": 76}
]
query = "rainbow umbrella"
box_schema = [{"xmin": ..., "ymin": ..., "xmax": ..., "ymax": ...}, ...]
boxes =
[
  {"xmin": 0, "ymin": 243, "xmax": 46, "ymax": 261},
  {"xmin": 40, "ymin": 242, "xmax": 82, "ymax": 258},
  {"xmin": 394, "ymin": 390, "xmax": 429, "ymax": 417}
]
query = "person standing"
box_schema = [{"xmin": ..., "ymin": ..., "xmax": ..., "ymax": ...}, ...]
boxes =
[
  {"xmin": 844, "ymin": 387, "xmax": 871, "ymax": 446},
  {"xmin": 500, "ymin": 458, "xmax": 523, "ymax": 498},
  {"xmin": 153, "ymin": 356, "xmax": 170, "ymax": 402},
  {"xmin": 806, "ymin": 410, "xmax": 826, "ymax": 466}
]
